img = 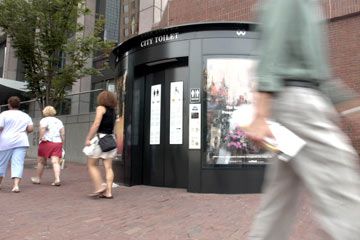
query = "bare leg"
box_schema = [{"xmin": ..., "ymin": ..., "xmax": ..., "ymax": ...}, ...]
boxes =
[
  {"xmin": 87, "ymin": 158, "xmax": 105, "ymax": 193},
  {"xmin": 12, "ymin": 177, "xmax": 21, "ymax": 192},
  {"xmin": 103, "ymin": 158, "xmax": 114, "ymax": 197},
  {"xmin": 36, "ymin": 157, "xmax": 46, "ymax": 180},
  {"xmin": 51, "ymin": 156, "xmax": 61, "ymax": 183}
]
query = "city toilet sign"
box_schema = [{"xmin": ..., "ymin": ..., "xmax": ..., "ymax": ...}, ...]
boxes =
[{"xmin": 140, "ymin": 33, "xmax": 179, "ymax": 48}]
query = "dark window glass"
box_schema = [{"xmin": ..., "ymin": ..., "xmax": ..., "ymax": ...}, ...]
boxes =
[
  {"xmin": 16, "ymin": 59, "xmax": 25, "ymax": 81},
  {"xmin": 0, "ymin": 40, "xmax": 6, "ymax": 77}
]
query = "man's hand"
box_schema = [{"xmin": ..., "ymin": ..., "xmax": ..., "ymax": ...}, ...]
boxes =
[
  {"xmin": 242, "ymin": 92, "xmax": 274, "ymax": 143},
  {"xmin": 244, "ymin": 116, "xmax": 273, "ymax": 143}
]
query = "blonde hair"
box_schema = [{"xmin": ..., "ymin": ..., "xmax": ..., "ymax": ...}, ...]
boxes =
[{"xmin": 42, "ymin": 106, "xmax": 57, "ymax": 117}]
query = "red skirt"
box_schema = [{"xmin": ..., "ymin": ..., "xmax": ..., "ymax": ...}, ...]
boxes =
[{"xmin": 38, "ymin": 141, "xmax": 63, "ymax": 158}]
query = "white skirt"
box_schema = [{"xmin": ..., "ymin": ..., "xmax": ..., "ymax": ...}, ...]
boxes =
[{"xmin": 82, "ymin": 133, "xmax": 117, "ymax": 159}]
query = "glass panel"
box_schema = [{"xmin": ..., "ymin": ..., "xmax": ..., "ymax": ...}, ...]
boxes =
[
  {"xmin": 107, "ymin": 80, "xmax": 116, "ymax": 93},
  {"xmin": 0, "ymin": 41, "xmax": 5, "ymax": 77},
  {"xmin": 123, "ymin": 4, "xmax": 129, "ymax": 13},
  {"xmin": 154, "ymin": 7, "xmax": 161, "ymax": 23},
  {"xmin": 131, "ymin": 16, "xmax": 136, "ymax": 34},
  {"xmin": 205, "ymin": 58, "xmax": 271, "ymax": 166}
]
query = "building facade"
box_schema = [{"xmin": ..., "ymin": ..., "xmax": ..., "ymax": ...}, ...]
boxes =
[
  {"xmin": 0, "ymin": 31, "xmax": 28, "ymax": 108},
  {"xmin": 120, "ymin": 0, "xmax": 169, "ymax": 42}
]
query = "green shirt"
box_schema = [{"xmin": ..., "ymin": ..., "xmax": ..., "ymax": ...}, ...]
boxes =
[{"xmin": 256, "ymin": 0, "xmax": 331, "ymax": 93}]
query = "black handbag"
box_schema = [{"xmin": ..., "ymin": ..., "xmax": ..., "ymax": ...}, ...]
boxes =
[{"xmin": 97, "ymin": 133, "xmax": 117, "ymax": 152}]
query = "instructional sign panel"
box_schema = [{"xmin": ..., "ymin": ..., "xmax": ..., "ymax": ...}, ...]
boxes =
[
  {"xmin": 170, "ymin": 82, "xmax": 183, "ymax": 144},
  {"xmin": 150, "ymin": 84, "xmax": 161, "ymax": 145},
  {"xmin": 189, "ymin": 104, "xmax": 201, "ymax": 149},
  {"xmin": 190, "ymin": 88, "xmax": 200, "ymax": 102}
]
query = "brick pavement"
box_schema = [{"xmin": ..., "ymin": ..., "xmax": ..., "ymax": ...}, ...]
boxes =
[{"xmin": 0, "ymin": 161, "xmax": 326, "ymax": 240}]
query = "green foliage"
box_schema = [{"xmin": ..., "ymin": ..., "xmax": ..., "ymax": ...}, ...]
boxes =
[{"xmin": 0, "ymin": 0, "xmax": 114, "ymax": 109}]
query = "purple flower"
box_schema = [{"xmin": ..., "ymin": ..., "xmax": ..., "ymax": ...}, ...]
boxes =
[{"xmin": 224, "ymin": 127, "xmax": 250, "ymax": 152}]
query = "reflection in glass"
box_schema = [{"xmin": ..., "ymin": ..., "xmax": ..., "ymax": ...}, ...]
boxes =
[{"xmin": 205, "ymin": 58, "xmax": 271, "ymax": 165}]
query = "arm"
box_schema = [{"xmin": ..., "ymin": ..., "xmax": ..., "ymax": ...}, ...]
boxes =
[
  {"xmin": 256, "ymin": 0, "xmax": 294, "ymax": 93},
  {"xmin": 85, "ymin": 106, "xmax": 106, "ymax": 146},
  {"xmin": 26, "ymin": 124, "xmax": 34, "ymax": 133},
  {"xmin": 39, "ymin": 127, "xmax": 46, "ymax": 141},
  {"xmin": 60, "ymin": 127, "xmax": 65, "ymax": 143},
  {"xmin": 0, "ymin": 115, "xmax": 4, "ymax": 132},
  {"xmin": 26, "ymin": 115, "xmax": 34, "ymax": 133},
  {"xmin": 244, "ymin": 0, "xmax": 293, "ymax": 142},
  {"xmin": 319, "ymin": 78, "xmax": 360, "ymax": 114}
]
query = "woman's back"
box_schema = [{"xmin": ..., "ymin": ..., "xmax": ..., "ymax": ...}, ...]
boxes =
[
  {"xmin": 0, "ymin": 110, "xmax": 33, "ymax": 150},
  {"xmin": 40, "ymin": 116, "xmax": 64, "ymax": 143},
  {"xmin": 98, "ymin": 107, "xmax": 115, "ymax": 134}
]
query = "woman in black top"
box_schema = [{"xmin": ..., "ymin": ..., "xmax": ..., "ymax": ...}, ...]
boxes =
[{"xmin": 84, "ymin": 91, "xmax": 118, "ymax": 199}]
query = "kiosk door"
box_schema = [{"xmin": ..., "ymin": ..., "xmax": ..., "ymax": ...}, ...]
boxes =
[{"xmin": 143, "ymin": 67, "xmax": 188, "ymax": 188}]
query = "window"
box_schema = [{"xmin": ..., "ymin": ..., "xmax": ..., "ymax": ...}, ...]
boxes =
[
  {"xmin": 90, "ymin": 82, "xmax": 106, "ymax": 112},
  {"xmin": 204, "ymin": 58, "xmax": 271, "ymax": 166},
  {"xmin": 124, "ymin": 28, "xmax": 129, "ymax": 37},
  {"xmin": 124, "ymin": 16, "xmax": 129, "ymax": 24},
  {"xmin": 16, "ymin": 60, "xmax": 25, "ymax": 81},
  {"xmin": 131, "ymin": 16, "xmax": 136, "ymax": 34},
  {"xmin": 106, "ymin": 79, "xmax": 116, "ymax": 93},
  {"xmin": 123, "ymin": 4, "xmax": 129, "ymax": 13},
  {"xmin": 131, "ymin": 1, "xmax": 136, "ymax": 9},
  {"xmin": 0, "ymin": 40, "xmax": 6, "ymax": 78}
]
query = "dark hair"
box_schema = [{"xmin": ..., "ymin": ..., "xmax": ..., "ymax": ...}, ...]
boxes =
[
  {"xmin": 8, "ymin": 96, "xmax": 21, "ymax": 109},
  {"xmin": 97, "ymin": 91, "xmax": 117, "ymax": 109}
]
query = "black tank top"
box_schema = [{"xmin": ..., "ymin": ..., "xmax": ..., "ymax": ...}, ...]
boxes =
[{"xmin": 97, "ymin": 107, "xmax": 116, "ymax": 134}]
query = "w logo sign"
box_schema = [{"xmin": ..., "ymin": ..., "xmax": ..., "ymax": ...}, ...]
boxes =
[{"xmin": 236, "ymin": 31, "xmax": 246, "ymax": 36}]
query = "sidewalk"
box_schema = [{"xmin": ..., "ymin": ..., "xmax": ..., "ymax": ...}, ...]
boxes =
[{"xmin": 0, "ymin": 161, "xmax": 325, "ymax": 240}]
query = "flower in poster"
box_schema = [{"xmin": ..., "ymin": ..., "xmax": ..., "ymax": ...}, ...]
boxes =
[{"xmin": 224, "ymin": 127, "xmax": 248, "ymax": 152}]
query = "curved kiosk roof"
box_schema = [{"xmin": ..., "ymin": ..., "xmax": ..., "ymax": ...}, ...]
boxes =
[{"xmin": 111, "ymin": 22, "xmax": 267, "ymax": 193}]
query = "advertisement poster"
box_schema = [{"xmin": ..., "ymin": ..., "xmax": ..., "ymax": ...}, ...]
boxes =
[
  {"xmin": 205, "ymin": 58, "xmax": 271, "ymax": 165},
  {"xmin": 150, "ymin": 84, "xmax": 161, "ymax": 145},
  {"xmin": 170, "ymin": 82, "xmax": 183, "ymax": 144}
]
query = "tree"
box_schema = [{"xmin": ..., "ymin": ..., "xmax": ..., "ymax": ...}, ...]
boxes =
[{"xmin": 0, "ymin": 0, "xmax": 114, "ymax": 109}]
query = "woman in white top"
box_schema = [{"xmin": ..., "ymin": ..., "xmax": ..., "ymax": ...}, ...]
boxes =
[
  {"xmin": 0, "ymin": 96, "xmax": 33, "ymax": 193},
  {"xmin": 31, "ymin": 106, "xmax": 65, "ymax": 186}
]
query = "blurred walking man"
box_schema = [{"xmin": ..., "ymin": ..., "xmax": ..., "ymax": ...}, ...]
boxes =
[{"xmin": 246, "ymin": 0, "xmax": 360, "ymax": 239}]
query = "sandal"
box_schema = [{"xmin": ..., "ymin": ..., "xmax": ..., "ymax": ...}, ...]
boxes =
[
  {"xmin": 51, "ymin": 182, "xmax": 61, "ymax": 186},
  {"xmin": 31, "ymin": 177, "xmax": 41, "ymax": 184},
  {"xmin": 99, "ymin": 194, "xmax": 114, "ymax": 199},
  {"xmin": 11, "ymin": 186, "xmax": 20, "ymax": 193},
  {"xmin": 88, "ymin": 187, "xmax": 106, "ymax": 197}
]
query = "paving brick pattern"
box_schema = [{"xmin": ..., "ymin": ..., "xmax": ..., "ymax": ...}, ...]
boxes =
[{"xmin": 0, "ymin": 162, "xmax": 325, "ymax": 240}]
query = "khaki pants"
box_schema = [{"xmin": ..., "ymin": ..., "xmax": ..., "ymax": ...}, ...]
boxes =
[{"xmin": 249, "ymin": 87, "xmax": 360, "ymax": 240}]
